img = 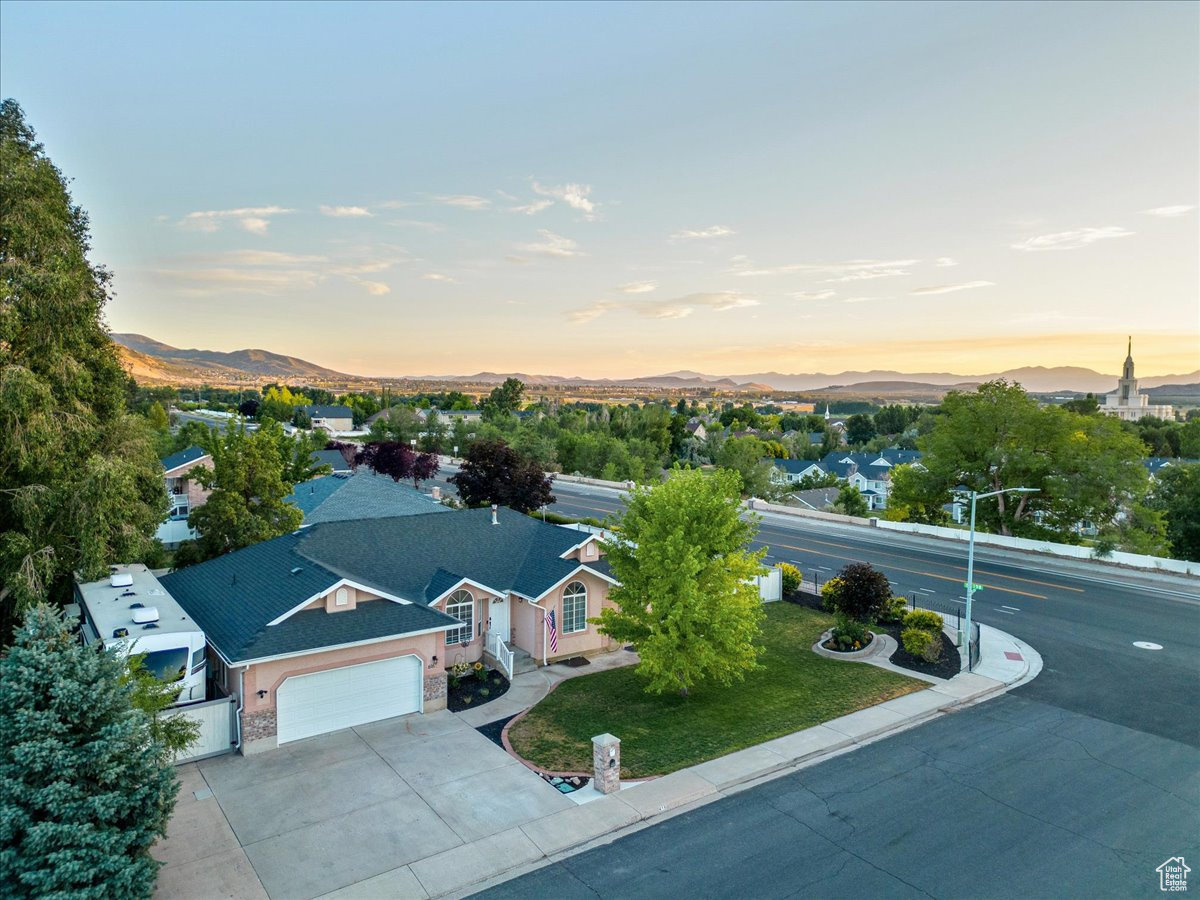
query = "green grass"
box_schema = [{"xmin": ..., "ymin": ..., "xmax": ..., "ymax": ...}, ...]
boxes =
[{"xmin": 508, "ymin": 603, "xmax": 925, "ymax": 777}]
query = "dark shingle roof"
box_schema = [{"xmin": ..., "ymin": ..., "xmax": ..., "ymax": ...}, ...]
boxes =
[
  {"xmin": 162, "ymin": 445, "xmax": 209, "ymax": 472},
  {"xmin": 160, "ymin": 507, "xmax": 607, "ymax": 663},
  {"xmin": 286, "ymin": 472, "xmax": 451, "ymax": 524},
  {"xmin": 311, "ymin": 449, "xmax": 353, "ymax": 473},
  {"xmin": 299, "ymin": 404, "xmax": 353, "ymax": 419},
  {"xmin": 768, "ymin": 458, "xmax": 819, "ymax": 475}
]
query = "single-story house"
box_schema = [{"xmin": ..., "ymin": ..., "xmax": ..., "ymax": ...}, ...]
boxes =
[
  {"xmin": 156, "ymin": 445, "xmax": 212, "ymax": 548},
  {"xmin": 298, "ymin": 405, "xmax": 355, "ymax": 433},
  {"xmin": 310, "ymin": 448, "xmax": 354, "ymax": 475},
  {"xmin": 287, "ymin": 471, "xmax": 450, "ymax": 525},
  {"xmin": 790, "ymin": 487, "xmax": 840, "ymax": 511},
  {"xmin": 159, "ymin": 506, "xmax": 618, "ymax": 753}
]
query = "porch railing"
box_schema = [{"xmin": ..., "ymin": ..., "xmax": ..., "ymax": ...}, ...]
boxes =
[{"xmin": 487, "ymin": 632, "xmax": 514, "ymax": 680}]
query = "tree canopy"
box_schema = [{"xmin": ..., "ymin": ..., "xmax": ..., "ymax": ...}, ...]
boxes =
[
  {"xmin": 0, "ymin": 606, "xmax": 178, "ymax": 897},
  {"xmin": 1148, "ymin": 464, "xmax": 1200, "ymax": 561},
  {"xmin": 0, "ymin": 100, "xmax": 167, "ymax": 639},
  {"xmin": 593, "ymin": 467, "xmax": 766, "ymax": 696},
  {"xmin": 449, "ymin": 438, "xmax": 555, "ymax": 513},
  {"xmin": 896, "ymin": 380, "xmax": 1149, "ymax": 540}
]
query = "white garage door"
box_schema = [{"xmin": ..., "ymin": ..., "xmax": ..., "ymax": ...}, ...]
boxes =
[{"xmin": 276, "ymin": 655, "xmax": 422, "ymax": 744}]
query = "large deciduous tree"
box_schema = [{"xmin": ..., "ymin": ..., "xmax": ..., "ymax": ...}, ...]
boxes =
[
  {"xmin": 0, "ymin": 607, "xmax": 178, "ymax": 897},
  {"xmin": 1149, "ymin": 464, "xmax": 1200, "ymax": 561},
  {"xmin": 714, "ymin": 435, "xmax": 776, "ymax": 498},
  {"xmin": 593, "ymin": 467, "xmax": 766, "ymax": 696},
  {"xmin": 0, "ymin": 100, "xmax": 167, "ymax": 640},
  {"xmin": 356, "ymin": 441, "xmax": 439, "ymax": 488},
  {"xmin": 186, "ymin": 420, "xmax": 304, "ymax": 560},
  {"xmin": 449, "ymin": 438, "xmax": 555, "ymax": 514},
  {"xmin": 905, "ymin": 380, "xmax": 1149, "ymax": 540}
]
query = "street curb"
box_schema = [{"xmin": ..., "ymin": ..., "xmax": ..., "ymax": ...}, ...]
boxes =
[{"xmin": 444, "ymin": 624, "xmax": 1034, "ymax": 899}]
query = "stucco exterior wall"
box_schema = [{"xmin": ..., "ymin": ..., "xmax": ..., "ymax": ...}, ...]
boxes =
[
  {"xmin": 432, "ymin": 585, "xmax": 491, "ymax": 668},
  {"xmin": 509, "ymin": 569, "xmax": 615, "ymax": 663}
]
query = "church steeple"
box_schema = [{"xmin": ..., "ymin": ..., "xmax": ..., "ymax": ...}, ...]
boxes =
[{"xmin": 1122, "ymin": 336, "xmax": 1135, "ymax": 382}]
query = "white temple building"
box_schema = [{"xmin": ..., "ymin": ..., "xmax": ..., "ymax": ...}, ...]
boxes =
[{"xmin": 1101, "ymin": 338, "xmax": 1174, "ymax": 422}]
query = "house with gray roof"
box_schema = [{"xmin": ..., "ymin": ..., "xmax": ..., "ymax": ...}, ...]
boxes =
[
  {"xmin": 766, "ymin": 449, "xmax": 924, "ymax": 512},
  {"xmin": 310, "ymin": 448, "xmax": 353, "ymax": 474},
  {"xmin": 157, "ymin": 445, "xmax": 213, "ymax": 548},
  {"xmin": 287, "ymin": 471, "xmax": 451, "ymax": 524},
  {"xmin": 298, "ymin": 404, "xmax": 354, "ymax": 432},
  {"xmin": 160, "ymin": 506, "xmax": 618, "ymax": 753}
]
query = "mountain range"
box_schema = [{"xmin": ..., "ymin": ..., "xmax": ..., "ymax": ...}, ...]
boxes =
[{"xmin": 111, "ymin": 333, "xmax": 1199, "ymax": 395}]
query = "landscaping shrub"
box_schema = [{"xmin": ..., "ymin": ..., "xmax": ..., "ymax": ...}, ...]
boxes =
[
  {"xmin": 828, "ymin": 563, "xmax": 891, "ymax": 623},
  {"xmin": 903, "ymin": 609, "xmax": 944, "ymax": 634},
  {"xmin": 901, "ymin": 626, "xmax": 943, "ymax": 662},
  {"xmin": 877, "ymin": 596, "xmax": 909, "ymax": 625},
  {"xmin": 819, "ymin": 577, "xmax": 844, "ymax": 613},
  {"xmin": 830, "ymin": 613, "xmax": 871, "ymax": 650},
  {"xmin": 778, "ymin": 563, "xmax": 802, "ymax": 594}
]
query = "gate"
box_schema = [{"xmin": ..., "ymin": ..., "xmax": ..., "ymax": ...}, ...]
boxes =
[{"xmin": 165, "ymin": 695, "xmax": 237, "ymax": 764}]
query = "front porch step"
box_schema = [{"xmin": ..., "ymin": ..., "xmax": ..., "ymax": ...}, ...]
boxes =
[{"xmin": 511, "ymin": 648, "xmax": 537, "ymax": 676}]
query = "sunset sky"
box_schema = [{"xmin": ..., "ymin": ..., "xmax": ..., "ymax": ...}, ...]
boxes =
[{"xmin": 2, "ymin": 1, "xmax": 1197, "ymax": 379}]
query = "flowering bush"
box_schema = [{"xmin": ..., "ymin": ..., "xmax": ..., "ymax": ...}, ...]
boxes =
[
  {"xmin": 473, "ymin": 660, "xmax": 488, "ymax": 681},
  {"xmin": 829, "ymin": 613, "xmax": 871, "ymax": 651},
  {"xmin": 778, "ymin": 562, "xmax": 803, "ymax": 594}
]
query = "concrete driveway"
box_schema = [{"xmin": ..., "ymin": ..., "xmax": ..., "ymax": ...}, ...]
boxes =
[{"xmin": 154, "ymin": 710, "xmax": 573, "ymax": 900}]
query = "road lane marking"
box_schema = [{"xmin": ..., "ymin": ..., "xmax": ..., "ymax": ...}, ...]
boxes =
[
  {"xmin": 761, "ymin": 538, "xmax": 1049, "ymax": 600},
  {"xmin": 995, "ymin": 609, "xmax": 1016, "ymax": 614},
  {"xmin": 916, "ymin": 588, "xmax": 936, "ymax": 594},
  {"xmin": 1001, "ymin": 606, "xmax": 1020, "ymax": 611},
  {"xmin": 754, "ymin": 527, "xmax": 1084, "ymax": 594}
]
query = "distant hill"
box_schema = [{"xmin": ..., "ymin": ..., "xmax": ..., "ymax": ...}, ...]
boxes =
[{"xmin": 111, "ymin": 334, "xmax": 355, "ymax": 384}]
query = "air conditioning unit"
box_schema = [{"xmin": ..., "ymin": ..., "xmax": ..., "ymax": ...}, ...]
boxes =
[
  {"xmin": 110, "ymin": 573, "xmax": 134, "ymax": 588},
  {"xmin": 131, "ymin": 607, "xmax": 160, "ymax": 625}
]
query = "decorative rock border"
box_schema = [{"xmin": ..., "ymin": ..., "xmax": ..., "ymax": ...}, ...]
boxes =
[{"xmin": 811, "ymin": 628, "xmax": 885, "ymax": 661}]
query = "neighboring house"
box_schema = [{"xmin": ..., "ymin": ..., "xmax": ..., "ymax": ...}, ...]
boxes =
[
  {"xmin": 1143, "ymin": 456, "xmax": 1199, "ymax": 479},
  {"xmin": 768, "ymin": 449, "xmax": 924, "ymax": 511},
  {"xmin": 791, "ymin": 487, "xmax": 840, "ymax": 511},
  {"xmin": 684, "ymin": 419, "xmax": 707, "ymax": 441},
  {"xmin": 310, "ymin": 448, "xmax": 353, "ymax": 474},
  {"xmin": 298, "ymin": 405, "xmax": 354, "ymax": 432},
  {"xmin": 287, "ymin": 471, "xmax": 451, "ymax": 525},
  {"xmin": 156, "ymin": 446, "xmax": 212, "ymax": 548},
  {"xmin": 159, "ymin": 506, "xmax": 618, "ymax": 753},
  {"xmin": 768, "ymin": 458, "xmax": 827, "ymax": 485}
]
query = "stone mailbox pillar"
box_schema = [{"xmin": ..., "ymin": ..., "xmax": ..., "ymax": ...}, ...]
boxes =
[{"xmin": 592, "ymin": 733, "xmax": 621, "ymax": 795}]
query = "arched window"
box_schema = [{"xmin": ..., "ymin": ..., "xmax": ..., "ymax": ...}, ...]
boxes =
[
  {"xmin": 562, "ymin": 581, "xmax": 587, "ymax": 634},
  {"xmin": 335, "ymin": 588, "xmax": 349, "ymax": 607},
  {"xmin": 445, "ymin": 590, "xmax": 474, "ymax": 645}
]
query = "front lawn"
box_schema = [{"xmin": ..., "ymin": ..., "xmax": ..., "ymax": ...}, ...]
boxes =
[{"xmin": 508, "ymin": 603, "xmax": 925, "ymax": 777}]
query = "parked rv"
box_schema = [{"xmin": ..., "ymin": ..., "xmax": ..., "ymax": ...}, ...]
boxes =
[{"xmin": 75, "ymin": 563, "xmax": 208, "ymax": 706}]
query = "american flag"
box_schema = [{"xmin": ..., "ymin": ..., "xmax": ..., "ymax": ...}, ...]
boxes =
[{"xmin": 546, "ymin": 609, "xmax": 558, "ymax": 654}]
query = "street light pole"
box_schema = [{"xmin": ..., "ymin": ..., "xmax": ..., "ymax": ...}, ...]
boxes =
[{"xmin": 961, "ymin": 486, "xmax": 1038, "ymax": 672}]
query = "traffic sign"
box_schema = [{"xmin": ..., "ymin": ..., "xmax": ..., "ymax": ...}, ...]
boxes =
[{"xmin": 963, "ymin": 582, "xmax": 983, "ymax": 592}]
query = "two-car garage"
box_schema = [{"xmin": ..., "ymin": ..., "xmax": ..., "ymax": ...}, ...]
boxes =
[{"xmin": 275, "ymin": 654, "xmax": 423, "ymax": 745}]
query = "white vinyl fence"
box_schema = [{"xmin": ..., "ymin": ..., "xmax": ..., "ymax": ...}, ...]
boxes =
[{"xmin": 166, "ymin": 695, "xmax": 237, "ymax": 764}]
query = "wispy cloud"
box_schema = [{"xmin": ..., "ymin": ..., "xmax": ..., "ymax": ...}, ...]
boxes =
[
  {"xmin": 420, "ymin": 273, "xmax": 458, "ymax": 284},
  {"xmin": 433, "ymin": 195, "xmax": 492, "ymax": 210},
  {"xmin": 1011, "ymin": 226, "xmax": 1134, "ymax": 251},
  {"xmin": 671, "ymin": 225, "xmax": 735, "ymax": 240},
  {"xmin": 349, "ymin": 278, "xmax": 390, "ymax": 296},
  {"xmin": 935, "ymin": 257, "xmax": 959, "ymax": 267},
  {"xmin": 319, "ymin": 205, "xmax": 373, "ymax": 218},
  {"xmin": 734, "ymin": 258, "xmax": 919, "ymax": 278},
  {"xmin": 511, "ymin": 199, "xmax": 554, "ymax": 216},
  {"xmin": 840, "ymin": 296, "xmax": 879, "ymax": 304},
  {"xmin": 387, "ymin": 218, "xmax": 446, "ymax": 232},
  {"xmin": 190, "ymin": 250, "xmax": 327, "ymax": 266},
  {"xmin": 532, "ymin": 181, "xmax": 597, "ymax": 220},
  {"xmin": 153, "ymin": 267, "xmax": 320, "ymax": 294},
  {"xmin": 910, "ymin": 281, "xmax": 995, "ymax": 295},
  {"xmin": 617, "ymin": 280, "xmax": 658, "ymax": 294},
  {"xmin": 570, "ymin": 291, "xmax": 757, "ymax": 324},
  {"xmin": 521, "ymin": 230, "xmax": 583, "ymax": 258},
  {"xmin": 180, "ymin": 206, "xmax": 294, "ymax": 234},
  {"xmin": 505, "ymin": 255, "xmax": 531, "ymax": 265},
  {"xmin": 1141, "ymin": 205, "xmax": 1195, "ymax": 217},
  {"xmin": 791, "ymin": 290, "xmax": 836, "ymax": 300}
]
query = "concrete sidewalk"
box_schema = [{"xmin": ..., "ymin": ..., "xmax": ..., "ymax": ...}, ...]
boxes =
[{"xmin": 368, "ymin": 629, "xmax": 1042, "ymax": 899}]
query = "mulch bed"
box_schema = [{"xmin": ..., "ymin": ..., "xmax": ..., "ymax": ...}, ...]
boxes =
[
  {"xmin": 785, "ymin": 589, "xmax": 961, "ymax": 680},
  {"xmin": 475, "ymin": 714, "xmax": 517, "ymax": 748},
  {"xmin": 447, "ymin": 668, "xmax": 511, "ymax": 712}
]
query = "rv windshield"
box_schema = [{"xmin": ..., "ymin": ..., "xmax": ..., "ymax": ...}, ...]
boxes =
[{"xmin": 143, "ymin": 647, "xmax": 189, "ymax": 682}]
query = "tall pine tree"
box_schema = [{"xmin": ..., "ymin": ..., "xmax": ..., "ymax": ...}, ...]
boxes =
[
  {"xmin": 0, "ymin": 606, "xmax": 178, "ymax": 898},
  {"xmin": 0, "ymin": 100, "xmax": 167, "ymax": 641}
]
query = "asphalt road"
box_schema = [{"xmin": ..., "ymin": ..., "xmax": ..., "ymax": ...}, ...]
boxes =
[{"xmin": 465, "ymin": 476, "xmax": 1200, "ymax": 898}]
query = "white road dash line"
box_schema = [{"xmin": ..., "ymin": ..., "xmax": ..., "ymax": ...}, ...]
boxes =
[
  {"xmin": 1001, "ymin": 605, "xmax": 1020, "ymax": 611},
  {"xmin": 995, "ymin": 609, "xmax": 1016, "ymax": 614}
]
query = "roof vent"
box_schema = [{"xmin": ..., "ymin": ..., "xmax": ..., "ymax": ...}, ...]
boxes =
[
  {"xmin": 113, "ymin": 627, "xmax": 129, "ymax": 639},
  {"xmin": 142, "ymin": 623, "xmax": 160, "ymax": 630},
  {"xmin": 131, "ymin": 606, "xmax": 159, "ymax": 625},
  {"xmin": 121, "ymin": 590, "xmax": 136, "ymax": 597},
  {"xmin": 491, "ymin": 504, "xmax": 499, "ymax": 525},
  {"xmin": 110, "ymin": 573, "xmax": 134, "ymax": 588},
  {"xmin": 291, "ymin": 566, "xmax": 303, "ymax": 575},
  {"xmin": 129, "ymin": 602, "xmax": 144, "ymax": 610}
]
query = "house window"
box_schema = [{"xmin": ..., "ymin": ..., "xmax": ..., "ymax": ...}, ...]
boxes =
[
  {"xmin": 562, "ymin": 581, "xmax": 587, "ymax": 634},
  {"xmin": 446, "ymin": 589, "xmax": 474, "ymax": 645},
  {"xmin": 335, "ymin": 588, "xmax": 349, "ymax": 606}
]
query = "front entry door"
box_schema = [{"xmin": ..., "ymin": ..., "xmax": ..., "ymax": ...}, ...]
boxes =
[{"xmin": 487, "ymin": 596, "xmax": 509, "ymax": 645}]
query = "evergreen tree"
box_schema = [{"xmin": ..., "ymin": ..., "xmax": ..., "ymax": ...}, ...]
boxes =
[
  {"xmin": 0, "ymin": 100, "xmax": 167, "ymax": 641},
  {"xmin": 0, "ymin": 606, "xmax": 178, "ymax": 898},
  {"xmin": 594, "ymin": 467, "xmax": 766, "ymax": 696}
]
